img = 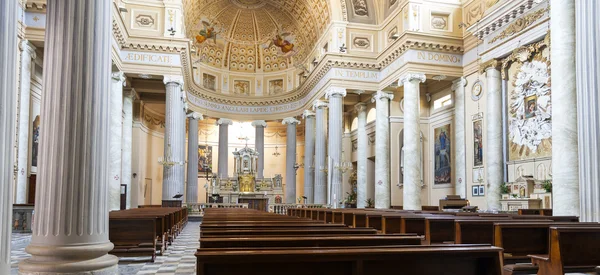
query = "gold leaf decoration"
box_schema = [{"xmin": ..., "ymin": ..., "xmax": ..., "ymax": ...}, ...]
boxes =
[{"xmin": 489, "ymin": 7, "xmax": 549, "ymax": 44}]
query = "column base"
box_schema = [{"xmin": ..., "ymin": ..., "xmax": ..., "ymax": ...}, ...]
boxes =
[{"xmin": 19, "ymin": 243, "xmax": 118, "ymax": 275}]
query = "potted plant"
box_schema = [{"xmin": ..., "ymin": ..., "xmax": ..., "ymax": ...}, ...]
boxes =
[
  {"xmin": 542, "ymin": 179, "xmax": 552, "ymax": 193},
  {"xmin": 343, "ymin": 191, "xmax": 357, "ymax": 208},
  {"xmin": 500, "ymin": 182, "xmax": 510, "ymax": 199},
  {"xmin": 365, "ymin": 198, "xmax": 374, "ymax": 208}
]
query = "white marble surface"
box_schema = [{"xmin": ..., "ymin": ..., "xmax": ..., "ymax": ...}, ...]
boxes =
[
  {"xmin": 162, "ymin": 78, "xmax": 186, "ymax": 200},
  {"xmin": 452, "ymin": 77, "xmax": 467, "ymax": 198},
  {"xmin": 355, "ymin": 103, "xmax": 367, "ymax": 208},
  {"xmin": 252, "ymin": 120, "xmax": 267, "ymax": 179},
  {"xmin": 217, "ymin": 118, "xmax": 232, "ymax": 179},
  {"xmin": 326, "ymin": 88, "xmax": 346, "ymax": 206},
  {"xmin": 283, "ymin": 117, "xmax": 300, "ymax": 203},
  {"xmin": 401, "ymin": 73, "xmax": 425, "ymax": 210},
  {"xmin": 19, "ymin": 1, "xmax": 119, "ymax": 273},
  {"xmin": 122, "ymin": 92, "xmax": 134, "ymax": 209},
  {"xmin": 1, "ymin": 0, "xmax": 18, "ymax": 272},
  {"xmin": 552, "ymin": 0, "xmax": 579, "ymax": 217},
  {"xmin": 485, "ymin": 67, "xmax": 503, "ymax": 211},
  {"xmin": 303, "ymin": 111, "xmax": 316, "ymax": 204},
  {"xmin": 576, "ymin": 0, "xmax": 600, "ymax": 222},
  {"xmin": 186, "ymin": 113, "xmax": 202, "ymax": 203},
  {"xmin": 373, "ymin": 91, "xmax": 394, "ymax": 209},
  {"xmin": 15, "ymin": 40, "xmax": 36, "ymax": 204},
  {"xmin": 313, "ymin": 101, "xmax": 328, "ymax": 204},
  {"xmin": 109, "ymin": 72, "xmax": 125, "ymax": 211}
]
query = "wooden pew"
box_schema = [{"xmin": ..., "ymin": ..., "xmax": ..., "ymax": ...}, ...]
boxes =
[
  {"xmin": 196, "ymin": 244, "xmax": 504, "ymax": 275},
  {"xmin": 201, "ymin": 227, "xmax": 378, "ymax": 237},
  {"xmin": 528, "ymin": 226, "xmax": 600, "ymax": 275},
  {"xmin": 109, "ymin": 218, "xmax": 157, "ymax": 262},
  {"xmin": 200, "ymin": 235, "xmax": 422, "ymax": 248},
  {"xmin": 455, "ymin": 219, "xmax": 552, "ymax": 245}
]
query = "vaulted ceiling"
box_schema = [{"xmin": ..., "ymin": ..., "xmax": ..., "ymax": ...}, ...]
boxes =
[{"xmin": 182, "ymin": 0, "xmax": 331, "ymax": 73}]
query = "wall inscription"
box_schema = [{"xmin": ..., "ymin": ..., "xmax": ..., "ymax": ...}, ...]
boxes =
[{"xmin": 120, "ymin": 51, "xmax": 181, "ymax": 67}]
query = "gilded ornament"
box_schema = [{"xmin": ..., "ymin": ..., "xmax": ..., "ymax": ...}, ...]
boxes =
[{"xmin": 489, "ymin": 8, "xmax": 549, "ymax": 44}]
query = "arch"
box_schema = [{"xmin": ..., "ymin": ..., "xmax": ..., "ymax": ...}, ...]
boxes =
[
  {"xmin": 366, "ymin": 107, "xmax": 376, "ymax": 123},
  {"xmin": 350, "ymin": 117, "xmax": 358, "ymax": 131}
]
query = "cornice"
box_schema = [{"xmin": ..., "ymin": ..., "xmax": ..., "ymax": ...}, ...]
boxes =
[{"xmin": 466, "ymin": 0, "xmax": 542, "ymax": 40}]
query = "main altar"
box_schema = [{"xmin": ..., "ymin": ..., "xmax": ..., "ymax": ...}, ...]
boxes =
[{"xmin": 206, "ymin": 146, "xmax": 284, "ymax": 211}]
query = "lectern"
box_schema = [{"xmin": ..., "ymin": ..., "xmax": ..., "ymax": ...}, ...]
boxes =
[{"xmin": 162, "ymin": 194, "xmax": 183, "ymax": 207}]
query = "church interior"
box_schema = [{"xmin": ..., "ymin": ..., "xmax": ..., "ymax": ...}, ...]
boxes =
[{"xmin": 1, "ymin": 0, "xmax": 600, "ymax": 274}]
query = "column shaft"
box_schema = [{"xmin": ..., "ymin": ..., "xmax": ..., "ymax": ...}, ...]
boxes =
[
  {"xmin": 0, "ymin": 0, "xmax": 18, "ymax": 272},
  {"xmin": 485, "ymin": 65, "xmax": 503, "ymax": 211},
  {"xmin": 109, "ymin": 72, "xmax": 125, "ymax": 210},
  {"xmin": 252, "ymin": 120, "xmax": 266, "ymax": 179},
  {"xmin": 303, "ymin": 111, "xmax": 316, "ymax": 204},
  {"xmin": 217, "ymin": 119, "xmax": 232, "ymax": 179},
  {"xmin": 15, "ymin": 41, "xmax": 36, "ymax": 204},
  {"xmin": 552, "ymin": 0, "xmax": 579, "ymax": 216},
  {"xmin": 314, "ymin": 101, "xmax": 328, "ymax": 204},
  {"xmin": 452, "ymin": 77, "xmax": 467, "ymax": 198},
  {"xmin": 283, "ymin": 118, "xmax": 300, "ymax": 203},
  {"xmin": 327, "ymin": 88, "xmax": 346, "ymax": 207},
  {"xmin": 355, "ymin": 103, "xmax": 367, "ymax": 208},
  {"xmin": 186, "ymin": 113, "xmax": 202, "ymax": 203},
  {"xmin": 576, "ymin": 0, "xmax": 600, "ymax": 222},
  {"xmin": 122, "ymin": 91, "xmax": 134, "ymax": 208},
  {"xmin": 162, "ymin": 77, "xmax": 185, "ymax": 201},
  {"xmin": 373, "ymin": 91, "xmax": 394, "ymax": 209},
  {"xmin": 19, "ymin": 0, "xmax": 119, "ymax": 273},
  {"xmin": 402, "ymin": 74, "xmax": 425, "ymax": 210}
]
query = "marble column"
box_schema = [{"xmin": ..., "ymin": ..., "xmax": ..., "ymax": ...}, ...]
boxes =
[
  {"xmin": 551, "ymin": 0, "xmax": 580, "ymax": 217},
  {"xmin": 372, "ymin": 91, "xmax": 394, "ymax": 209},
  {"xmin": 15, "ymin": 40, "xmax": 36, "ymax": 204},
  {"xmin": 186, "ymin": 112, "xmax": 202, "ymax": 203},
  {"xmin": 452, "ymin": 77, "xmax": 468, "ymax": 198},
  {"xmin": 576, "ymin": 0, "xmax": 600, "ymax": 222},
  {"xmin": 302, "ymin": 111, "xmax": 316, "ymax": 204},
  {"xmin": 109, "ymin": 72, "xmax": 125, "ymax": 210},
  {"xmin": 19, "ymin": 0, "xmax": 119, "ymax": 273},
  {"xmin": 217, "ymin": 118, "xmax": 233, "ymax": 179},
  {"xmin": 313, "ymin": 101, "xmax": 328, "ymax": 204},
  {"xmin": 482, "ymin": 62, "xmax": 503, "ymax": 211},
  {"xmin": 1, "ymin": 0, "xmax": 18, "ymax": 273},
  {"xmin": 162, "ymin": 76, "xmax": 186, "ymax": 201},
  {"xmin": 355, "ymin": 103, "xmax": 367, "ymax": 208},
  {"xmin": 326, "ymin": 87, "xmax": 346, "ymax": 207},
  {"xmin": 401, "ymin": 73, "xmax": 426, "ymax": 211},
  {"xmin": 283, "ymin": 117, "xmax": 300, "ymax": 203},
  {"xmin": 122, "ymin": 89, "xmax": 136, "ymax": 209},
  {"xmin": 252, "ymin": 120, "xmax": 267, "ymax": 179}
]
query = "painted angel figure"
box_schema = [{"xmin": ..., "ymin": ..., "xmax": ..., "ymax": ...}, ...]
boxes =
[
  {"xmin": 263, "ymin": 28, "xmax": 297, "ymax": 58},
  {"xmin": 195, "ymin": 20, "xmax": 218, "ymax": 45}
]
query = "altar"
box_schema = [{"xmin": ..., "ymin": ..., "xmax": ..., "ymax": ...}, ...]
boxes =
[{"xmin": 206, "ymin": 146, "xmax": 283, "ymax": 210}]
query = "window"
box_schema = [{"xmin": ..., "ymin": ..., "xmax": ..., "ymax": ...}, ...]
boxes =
[{"xmin": 433, "ymin": 94, "xmax": 452, "ymax": 110}]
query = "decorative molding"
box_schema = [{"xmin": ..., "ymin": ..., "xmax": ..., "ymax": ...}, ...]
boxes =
[
  {"xmin": 371, "ymin": 91, "xmax": 394, "ymax": 102},
  {"xmin": 187, "ymin": 112, "xmax": 203, "ymax": 120},
  {"xmin": 135, "ymin": 14, "xmax": 155, "ymax": 27},
  {"xmin": 325, "ymin": 87, "xmax": 347, "ymax": 99},
  {"xmin": 478, "ymin": 59, "xmax": 501, "ymax": 74},
  {"xmin": 399, "ymin": 73, "xmax": 426, "ymax": 85},
  {"xmin": 353, "ymin": 37, "xmax": 370, "ymax": 49},
  {"xmin": 163, "ymin": 75, "xmax": 184, "ymax": 86},
  {"xmin": 19, "ymin": 40, "xmax": 37, "ymax": 59},
  {"xmin": 111, "ymin": 71, "xmax": 126, "ymax": 84},
  {"xmin": 313, "ymin": 100, "xmax": 329, "ymax": 110},
  {"xmin": 489, "ymin": 7, "xmax": 549, "ymax": 44},
  {"xmin": 302, "ymin": 110, "xmax": 315, "ymax": 119},
  {"xmin": 216, "ymin": 118, "xmax": 233, "ymax": 126},
  {"xmin": 251, "ymin": 120, "xmax": 267, "ymax": 128},
  {"xmin": 500, "ymin": 34, "xmax": 549, "ymax": 79},
  {"xmin": 282, "ymin": 117, "xmax": 301, "ymax": 125},
  {"xmin": 354, "ymin": 102, "xmax": 367, "ymax": 113}
]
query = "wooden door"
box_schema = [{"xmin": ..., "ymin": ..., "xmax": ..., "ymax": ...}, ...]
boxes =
[
  {"xmin": 28, "ymin": 175, "xmax": 36, "ymax": 204},
  {"xmin": 120, "ymin": 184, "xmax": 127, "ymax": 210}
]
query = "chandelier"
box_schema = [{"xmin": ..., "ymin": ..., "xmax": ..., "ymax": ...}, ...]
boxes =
[
  {"xmin": 158, "ymin": 144, "xmax": 183, "ymax": 167},
  {"xmin": 335, "ymin": 150, "xmax": 353, "ymax": 174},
  {"xmin": 272, "ymin": 131, "xmax": 281, "ymax": 157}
]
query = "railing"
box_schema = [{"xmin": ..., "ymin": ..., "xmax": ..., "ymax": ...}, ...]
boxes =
[
  {"xmin": 12, "ymin": 204, "xmax": 34, "ymax": 233},
  {"xmin": 185, "ymin": 203, "xmax": 249, "ymax": 216},
  {"xmin": 268, "ymin": 204, "xmax": 328, "ymax": 215}
]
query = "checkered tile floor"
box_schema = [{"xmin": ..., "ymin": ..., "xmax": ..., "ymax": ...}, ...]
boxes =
[{"xmin": 10, "ymin": 222, "xmax": 200, "ymax": 275}]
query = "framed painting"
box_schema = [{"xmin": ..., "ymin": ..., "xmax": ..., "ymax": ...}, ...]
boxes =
[
  {"xmin": 203, "ymin": 73, "xmax": 216, "ymax": 91},
  {"xmin": 198, "ymin": 145, "xmax": 213, "ymax": 173},
  {"xmin": 268, "ymin": 79, "xmax": 283, "ymax": 95},
  {"xmin": 478, "ymin": 185, "xmax": 485, "ymax": 196},
  {"xmin": 472, "ymin": 185, "xmax": 479, "ymax": 196},
  {"xmin": 233, "ymin": 80, "xmax": 250, "ymax": 95},
  {"xmin": 473, "ymin": 118, "xmax": 483, "ymax": 167},
  {"xmin": 434, "ymin": 124, "xmax": 451, "ymax": 185}
]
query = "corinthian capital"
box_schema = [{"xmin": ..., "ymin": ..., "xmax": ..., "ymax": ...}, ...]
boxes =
[
  {"xmin": 399, "ymin": 73, "xmax": 426, "ymax": 86},
  {"xmin": 216, "ymin": 118, "xmax": 233, "ymax": 126},
  {"xmin": 451, "ymin": 77, "xmax": 468, "ymax": 91},
  {"xmin": 479, "ymin": 59, "xmax": 501, "ymax": 74},
  {"xmin": 163, "ymin": 75, "xmax": 184, "ymax": 86},
  {"xmin": 19, "ymin": 40, "xmax": 37, "ymax": 59},
  {"xmin": 325, "ymin": 87, "xmax": 347, "ymax": 99},
  {"xmin": 302, "ymin": 110, "xmax": 315, "ymax": 119},
  {"xmin": 371, "ymin": 91, "xmax": 394, "ymax": 103},
  {"xmin": 312, "ymin": 100, "xmax": 328, "ymax": 110},
  {"xmin": 282, "ymin": 117, "xmax": 301, "ymax": 125}
]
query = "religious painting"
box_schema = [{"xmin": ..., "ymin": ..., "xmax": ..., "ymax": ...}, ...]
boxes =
[
  {"xmin": 31, "ymin": 115, "xmax": 40, "ymax": 167},
  {"xmin": 233, "ymin": 80, "xmax": 250, "ymax": 95},
  {"xmin": 203, "ymin": 73, "xmax": 216, "ymax": 91},
  {"xmin": 268, "ymin": 79, "xmax": 283, "ymax": 95},
  {"xmin": 524, "ymin": 94, "xmax": 537, "ymax": 119},
  {"xmin": 434, "ymin": 124, "xmax": 451, "ymax": 185},
  {"xmin": 473, "ymin": 119, "xmax": 483, "ymax": 167},
  {"xmin": 194, "ymin": 18, "xmax": 222, "ymax": 45},
  {"xmin": 508, "ymin": 53, "xmax": 552, "ymax": 160},
  {"xmin": 263, "ymin": 26, "xmax": 297, "ymax": 58},
  {"xmin": 198, "ymin": 145, "xmax": 212, "ymax": 173}
]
